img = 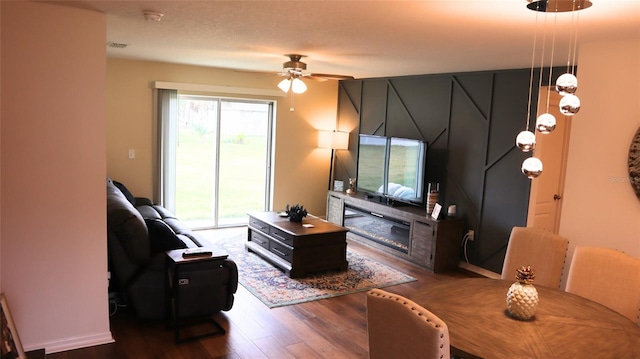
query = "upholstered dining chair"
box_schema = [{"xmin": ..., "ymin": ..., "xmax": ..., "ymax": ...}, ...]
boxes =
[
  {"xmin": 366, "ymin": 288, "xmax": 450, "ymax": 359},
  {"xmin": 566, "ymin": 246, "xmax": 640, "ymax": 325},
  {"xmin": 501, "ymin": 226, "xmax": 569, "ymax": 288}
]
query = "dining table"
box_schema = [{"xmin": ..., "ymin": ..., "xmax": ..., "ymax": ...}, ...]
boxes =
[{"xmin": 411, "ymin": 278, "xmax": 640, "ymax": 358}]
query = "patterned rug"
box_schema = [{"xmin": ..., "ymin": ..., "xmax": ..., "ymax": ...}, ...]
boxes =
[{"xmin": 199, "ymin": 229, "xmax": 416, "ymax": 308}]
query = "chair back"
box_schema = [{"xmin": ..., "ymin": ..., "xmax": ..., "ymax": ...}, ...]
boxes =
[
  {"xmin": 367, "ymin": 288, "xmax": 450, "ymax": 359},
  {"xmin": 566, "ymin": 246, "xmax": 640, "ymax": 325},
  {"xmin": 501, "ymin": 226, "xmax": 569, "ymax": 288}
]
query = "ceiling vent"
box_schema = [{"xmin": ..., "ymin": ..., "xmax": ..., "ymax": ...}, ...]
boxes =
[{"xmin": 107, "ymin": 42, "xmax": 129, "ymax": 49}]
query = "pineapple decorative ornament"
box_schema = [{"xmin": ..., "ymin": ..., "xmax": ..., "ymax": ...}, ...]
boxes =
[{"xmin": 506, "ymin": 265, "xmax": 539, "ymax": 320}]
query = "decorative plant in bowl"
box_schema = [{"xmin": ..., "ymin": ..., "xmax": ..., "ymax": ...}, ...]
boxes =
[{"xmin": 285, "ymin": 204, "xmax": 307, "ymax": 223}]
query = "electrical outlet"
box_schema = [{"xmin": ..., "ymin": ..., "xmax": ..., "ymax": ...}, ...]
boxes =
[
  {"xmin": 467, "ymin": 230, "xmax": 475, "ymax": 241},
  {"xmin": 128, "ymin": 149, "xmax": 135, "ymax": 159}
]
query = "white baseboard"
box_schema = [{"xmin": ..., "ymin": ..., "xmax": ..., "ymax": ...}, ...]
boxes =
[
  {"xmin": 27, "ymin": 331, "xmax": 114, "ymax": 354},
  {"xmin": 458, "ymin": 261, "xmax": 501, "ymax": 279}
]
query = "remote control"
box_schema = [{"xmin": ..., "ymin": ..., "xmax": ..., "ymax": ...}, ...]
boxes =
[{"xmin": 182, "ymin": 248, "xmax": 213, "ymax": 258}]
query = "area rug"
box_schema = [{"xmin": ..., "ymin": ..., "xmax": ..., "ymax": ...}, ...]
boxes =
[{"xmin": 199, "ymin": 229, "xmax": 416, "ymax": 308}]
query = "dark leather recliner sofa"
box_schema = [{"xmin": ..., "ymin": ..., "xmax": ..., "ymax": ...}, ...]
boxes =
[{"xmin": 106, "ymin": 177, "xmax": 238, "ymax": 319}]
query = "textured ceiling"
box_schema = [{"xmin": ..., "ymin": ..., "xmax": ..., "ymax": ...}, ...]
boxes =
[{"xmin": 63, "ymin": 0, "xmax": 639, "ymax": 79}]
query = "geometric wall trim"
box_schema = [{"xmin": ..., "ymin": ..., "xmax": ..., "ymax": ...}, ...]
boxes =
[{"xmin": 336, "ymin": 68, "xmax": 541, "ymax": 273}]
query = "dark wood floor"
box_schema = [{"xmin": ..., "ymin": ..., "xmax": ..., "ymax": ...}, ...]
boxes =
[{"xmin": 48, "ymin": 227, "xmax": 476, "ymax": 359}]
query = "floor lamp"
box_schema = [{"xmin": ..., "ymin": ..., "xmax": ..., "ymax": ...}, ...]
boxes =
[{"xmin": 318, "ymin": 130, "xmax": 350, "ymax": 190}]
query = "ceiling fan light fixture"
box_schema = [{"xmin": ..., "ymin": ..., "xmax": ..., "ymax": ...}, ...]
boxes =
[
  {"xmin": 291, "ymin": 78, "xmax": 307, "ymax": 94},
  {"xmin": 278, "ymin": 78, "xmax": 292, "ymax": 93}
]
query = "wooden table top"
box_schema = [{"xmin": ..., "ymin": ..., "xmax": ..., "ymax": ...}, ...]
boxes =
[
  {"xmin": 411, "ymin": 278, "xmax": 640, "ymax": 359},
  {"xmin": 249, "ymin": 211, "xmax": 349, "ymax": 236}
]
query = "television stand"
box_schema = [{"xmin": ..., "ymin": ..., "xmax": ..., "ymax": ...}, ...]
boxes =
[{"xmin": 327, "ymin": 191, "xmax": 463, "ymax": 273}]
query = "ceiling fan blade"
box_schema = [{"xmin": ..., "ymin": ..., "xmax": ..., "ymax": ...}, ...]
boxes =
[
  {"xmin": 308, "ymin": 73, "xmax": 355, "ymax": 81},
  {"xmin": 272, "ymin": 55, "xmax": 355, "ymax": 82}
]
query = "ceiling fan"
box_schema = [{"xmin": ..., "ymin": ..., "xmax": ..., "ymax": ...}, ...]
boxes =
[{"xmin": 276, "ymin": 54, "xmax": 354, "ymax": 94}]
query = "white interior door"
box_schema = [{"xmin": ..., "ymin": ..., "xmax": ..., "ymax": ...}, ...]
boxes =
[{"xmin": 527, "ymin": 88, "xmax": 572, "ymax": 233}]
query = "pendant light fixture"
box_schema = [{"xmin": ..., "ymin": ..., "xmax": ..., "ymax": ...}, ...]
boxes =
[{"xmin": 519, "ymin": 0, "xmax": 591, "ymax": 179}]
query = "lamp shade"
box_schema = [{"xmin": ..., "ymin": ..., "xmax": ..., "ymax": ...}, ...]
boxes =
[
  {"xmin": 291, "ymin": 78, "xmax": 307, "ymax": 94},
  {"xmin": 278, "ymin": 78, "xmax": 291, "ymax": 93},
  {"xmin": 318, "ymin": 130, "xmax": 349, "ymax": 150}
]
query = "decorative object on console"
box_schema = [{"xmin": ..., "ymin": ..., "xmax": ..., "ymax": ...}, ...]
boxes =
[
  {"xmin": 285, "ymin": 204, "xmax": 307, "ymax": 222},
  {"xmin": 506, "ymin": 265, "xmax": 539, "ymax": 320},
  {"xmin": 431, "ymin": 203, "xmax": 442, "ymax": 220},
  {"xmin": 447, "ymin": 204, "xmax": 457, "ymax": 218},
  {"xmin": 519, "ymin": 0, "xmax": 590, "ymax": 179},
  {"xmin": 333, "ymin": 180, "xmax": 344, "ymax": 192},
  {"xmin": 426, "ymin": 182, "xmax": 439, "ymax": 214},
  {"xmin": 346, "ymin": 177, "xmax": 357, "ymax": 194}
]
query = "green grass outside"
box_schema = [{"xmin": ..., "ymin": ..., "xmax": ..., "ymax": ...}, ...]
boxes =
[{"xmin": 175, "ymin": 128, "xmax": 267, "ymax": 222}]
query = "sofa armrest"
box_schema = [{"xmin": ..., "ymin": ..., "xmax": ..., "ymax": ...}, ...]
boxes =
[
  {"xmin": 224, "ymin": 259, "xmax": 239, "ymax": 294},
  {"xmin": 220, "ymin": 259, "xmax": 239, "ymax": 312}
]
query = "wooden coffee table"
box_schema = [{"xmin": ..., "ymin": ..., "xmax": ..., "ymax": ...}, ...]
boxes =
[{"xmin": 246, "ymin": 211, "xmax": 349, "ymax": 278}]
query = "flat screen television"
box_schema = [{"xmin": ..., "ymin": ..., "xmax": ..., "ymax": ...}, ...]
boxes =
[{"xmin": 356, "ymin": 134, "xmax": 427, "ymax": 206}]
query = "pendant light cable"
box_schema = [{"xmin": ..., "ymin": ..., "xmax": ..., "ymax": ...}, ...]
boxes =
[
  {"xmin": 545, "ymin": 11, "xmax": 558, "ymax": 114},
  {"xmin": 536, "ymin": 11, "xmax": 548, "ymax": 115},
  {"xmin": 289, "ymin": 89, "xmax": 295, "ymax": 112},
  {"xmin": 571, "ymin": 6, "xmax": 581, "ymax": 75},
  {"xmin": 525, "ymin": 8, "xmax": 541, "ymax": 131}
]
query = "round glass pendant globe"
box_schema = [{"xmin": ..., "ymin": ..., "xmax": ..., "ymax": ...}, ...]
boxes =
[
  {"xmin": 556, "ymin": 73, "xmax": 578, "ymax": 95},
  {"xmin": 536, "ymin": 113, "xmax": 556, "ymax": 134},
  {"xmin": 516, "ymin": 130, "xmax": 536, "ymax": 152},
  {"xmin": 522, "ymin": 157, "xmax": 543, "ymax": 179},
  {"xmin": 559, "ymin": 94, "xmax": 580, "ymax": 116}
]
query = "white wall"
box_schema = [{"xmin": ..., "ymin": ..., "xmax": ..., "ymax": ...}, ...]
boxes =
[
  {"xmin": 0, "ymin": 2, "xmax": 112, "ymax": 353},
  {"xmin": 559, "ymin": 37, "xmax": 640, "ymax": 277}
]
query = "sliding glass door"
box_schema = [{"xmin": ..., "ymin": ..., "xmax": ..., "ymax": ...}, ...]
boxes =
[{"xmin": 174, "ymin": 95, "xmax": 273, "ymax": 228}]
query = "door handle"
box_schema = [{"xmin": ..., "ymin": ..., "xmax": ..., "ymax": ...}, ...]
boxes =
[{"xmin": 553, "ymin": 194, "xmax": 562, "ymax": 201}]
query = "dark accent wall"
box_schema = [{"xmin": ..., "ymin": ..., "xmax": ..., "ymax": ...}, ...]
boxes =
[{"xmin": 334, "ymin": 68, "xmax": 562, "ymax": 273}]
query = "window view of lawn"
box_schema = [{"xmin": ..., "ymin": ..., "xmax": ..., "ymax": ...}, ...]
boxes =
[{"xmin": 176, "ymin": 98, "xmax": 271, "ymax": 228}]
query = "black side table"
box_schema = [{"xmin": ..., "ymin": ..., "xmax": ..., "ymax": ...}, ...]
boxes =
[{"xmin": 165, "ymin": 248, "xmax": 229, "ymax": 343}]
